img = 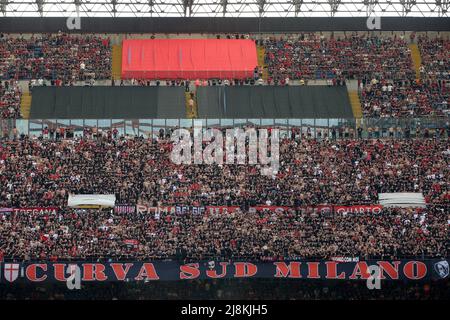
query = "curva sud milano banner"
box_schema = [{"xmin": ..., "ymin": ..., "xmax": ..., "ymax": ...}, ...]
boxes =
[{"xmin": 0, "ymin": 260, "xmax": 448, "ymax": 283}]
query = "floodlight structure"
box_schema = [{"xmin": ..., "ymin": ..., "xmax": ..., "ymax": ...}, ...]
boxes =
[{"xmin": 0, "ymin": 0, "xmax": 447, "ymax": 17}]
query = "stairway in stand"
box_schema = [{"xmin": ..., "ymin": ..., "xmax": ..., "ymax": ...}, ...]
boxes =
[
  {"xmin": 112, "ymin": 44, "xmax": 123, "ymax": 80},
  {"xmin": 256, "ymin": 46, "xmax": 268, "ymax": 81},
  {"xmin": 348, "ymin": 90, "xmax": 363, "ymax": 119},
  {"xmin": 20, "ymin": 92, "xmax": 32, "ymax": 119}
]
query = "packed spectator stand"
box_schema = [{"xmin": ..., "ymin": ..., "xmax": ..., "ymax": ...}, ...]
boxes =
[
  {"xmin": 262, "ymin": 33, "xmax": 416, "ymax": 83},
  {"xmin": 262, "ymin": 33, "xmax": 449, "ymax": 117},
  {"xmin": 0, "ymin": 205, "xmax": 447, "ymax": 262},
  {"xmin": 0, "ymin": 33, "xmax": 111, "ymax": 119},
  {"xmin": 0, "ymin": 80, "xmax": 21, "ymax": 119},
  {"xmin": 0, "ymin": 32, "xmax": 448, "ymax": 303},
  {"xmin": 0, "ymin": 33, "xmax": 111, "ymax": 81},
  {"xmin": 0, "ymin": 130, "xmax": 448, "ymax": 262},
  {"xmin": 418, "ymin": 35, "xmax": 449, "ymax": 82},
  {"xmin": 0, "ymin": 33, "xmax": 448, "ymax": 264},
  {"xmin": 0, "ymin": 133, "xmax": 448, "ymax": 208},
  {"xmin": 0, "ymin": 32, "xmax": 448, "ymax": 119},
  {"xmin": 360, "ymin": 77, "xmax": 449, "ymax": 117}
]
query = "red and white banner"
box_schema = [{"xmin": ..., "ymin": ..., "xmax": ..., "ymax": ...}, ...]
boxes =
[
  {"xmin": 124, "ymin": 239, "xmax": 139, "ymax": 246},
  {"xmin": 333, "ymin": 205, "xmax": 383, "ymax": 214},
  {"xmin": 12, "ymin": 207, "xmax": 58, "ymax": 215},
  {"xmin": 303, "ymin": 205, "xmax": 334, "ymax": 213},
  {"xmin": 9, "ymin": 205, "xmax": 382, "ymax": 216}
]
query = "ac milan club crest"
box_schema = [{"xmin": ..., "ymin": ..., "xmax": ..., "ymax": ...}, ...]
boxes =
[{"xmin": 4, "ymin": 263, "xmax": 20, "ymax": 282}]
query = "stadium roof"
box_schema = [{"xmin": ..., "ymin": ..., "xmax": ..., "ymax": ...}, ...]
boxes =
[{"xmin": 0, "ymin": 0, "xmax": 448, "ymax": 18}]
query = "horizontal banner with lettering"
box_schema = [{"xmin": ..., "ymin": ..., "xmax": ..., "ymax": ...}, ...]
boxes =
[
  {"xmin": 115, "ymin": 205, "xmax": 385, "ymax": 215},
  {"xmin": 1, "ymin": 260, "xmax": 448, "ymax": 283},
  {"xmin": 0, "ymin": 205, "xmax": 409, "ymax": 216},
  {"xmin": 7, "ymin": 207, "xmax": 59, "ymax": 215},
  {"xmin": 333, "ymin": 205, "xmax": 383, "ymax": 214}
]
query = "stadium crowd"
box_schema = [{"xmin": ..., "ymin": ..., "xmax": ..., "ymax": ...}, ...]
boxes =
[
  {"xmin": 357, "ymin": 35, "xmax": 448, "ymax": 117},
  {"xmin": 0, "ymin": 33, "xmax": 111, "ymax": 81},
  {"xmin": 0, "ymin": 130, "xmax": 448, "ymax": 261},
  {"xmin": 0, "ymin": 206, "xmax": 447, "ymax": 261},
  {"xmin": 262, "ymin": 33, "xmax": 449, "ymax": 117},
  {"xmin": 0, "ymin": 133, "xmax": 448, "ymax": 209},
  {"xmin": 360, "ymin": 78, "xmax": 448, "ymax": 117},
  {"xmin": 418, "ymin": 35, "xmax": 449, "ymax": 82},
  {"xmin": 0, "ymin": 28, "xmax": 447, "ymax": 302},
  {"xmin": 0, "ymin": 80, "xmax": 21, "ymax": 118},
  {"xmin": 262, "ymin": 33, "xmax": 416, "ymax": 83},
  {"xmin": 0, "ymin": 33, "xmax": 448, "ymax": 118}
]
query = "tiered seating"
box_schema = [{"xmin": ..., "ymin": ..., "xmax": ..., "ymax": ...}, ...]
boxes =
[
  {"xmin": 262, "ymin": 34, "xmax": 449, "ymax": 117},
  {"xmin": 360, "ymin": 78, "xmax": 446, "ymax": 117},
  {"xmin": 359, "ymin": 35, "xmax": 449, "ymax": 117},
  {"xmin": 0, "ymin": 80, "xmax": 21, "ymax": 118},
  {"xmin": 418, "ymin": 35, "xmax": 449, "ymax": 81},
  {"xmin": 0, "ymin": 33, "xmax": 111, "ymax": 81},
  {"xmin": 0, "ymin": 136, "xmax": 448, "ymax": 208},
  {"xmin": 0, "ymin": 206, "xmax": 446, "ymax": 261}
]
